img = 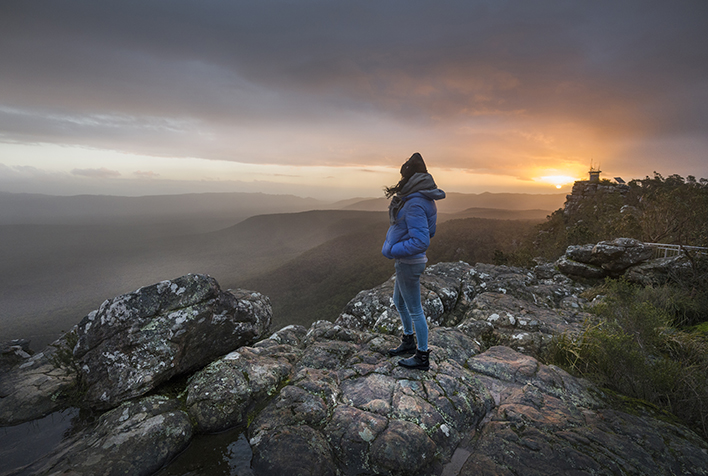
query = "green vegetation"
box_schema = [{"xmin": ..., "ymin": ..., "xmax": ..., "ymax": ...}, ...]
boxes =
[
  {"xmin": 630, "ymin": 173, "xmax": 708, "ymax": 244},
  {"xmin": 513, "ymin": 172, "xmax": 708, "ymax": 265},
  {"xmin": 427, "ymin": 217, "xmax": 539, "ymax": 266},
  {"xmin": 534, "ymin": 172, "xmax": 708, "ymax": 439},
  {"xmin": 544, "ymin": 278, "xmax": 708, "ymax": 439},
  {"xmin": 48, "ymin": 329, "xmax": 80, "ymax": 376}
]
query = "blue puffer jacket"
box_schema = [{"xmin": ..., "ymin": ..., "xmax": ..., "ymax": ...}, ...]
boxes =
[{"xmin": 382, "ymin": 186, "xmax": 446, "ymax": 261}]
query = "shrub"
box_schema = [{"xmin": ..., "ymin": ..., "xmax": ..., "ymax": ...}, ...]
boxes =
[{"xmin": 544, "ymin": 278, "xmax": 708, "ymax": 439}]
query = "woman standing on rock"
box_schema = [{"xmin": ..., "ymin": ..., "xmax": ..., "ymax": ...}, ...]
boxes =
[{"xmin": 382, "ymin": 152, "xmax": 445, "ymax": 370}]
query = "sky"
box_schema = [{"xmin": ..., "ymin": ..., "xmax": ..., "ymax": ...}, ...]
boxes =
[{"xmin": 1, "ymin": 0, "xmax": 707, "ymax": 200}]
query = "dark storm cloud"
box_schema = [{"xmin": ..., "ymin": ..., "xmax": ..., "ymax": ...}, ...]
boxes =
[{"xmin": 1, "ymin": 0, "xmax": 707, "ymax": 170}]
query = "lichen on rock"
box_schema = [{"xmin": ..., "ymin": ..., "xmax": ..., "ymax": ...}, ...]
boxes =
[{"xmin": 73, "ymin": 274, "xmax": 272, "ymax": 409}]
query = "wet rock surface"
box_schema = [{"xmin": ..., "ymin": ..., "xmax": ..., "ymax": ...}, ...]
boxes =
[
  {"xmin": 0, "ymin": 333, "xmax": 78, "ymax": 426},
  {"xmin": 17, "ymin": 395, "xmax": 193, "ymax": 476}
]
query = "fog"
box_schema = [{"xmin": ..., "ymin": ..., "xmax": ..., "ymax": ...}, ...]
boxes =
[{"xmin": 0, "ymin": 191, "xmax": 564, "ymax": 350}]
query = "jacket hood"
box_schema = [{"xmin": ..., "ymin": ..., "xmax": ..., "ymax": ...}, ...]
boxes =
[
  {"xmin": 397, "ymin": 172, "xmax": 438, "ymax": 197},
  {"xmin": 388, "ymin": 172, "xmax": 445, "ymax": 225},
  {"xmin": 414, "ymin": 188, "xmax": 446, "ymax": 201}
]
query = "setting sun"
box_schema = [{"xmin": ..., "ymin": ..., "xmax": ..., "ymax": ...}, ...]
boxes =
[{"xmin": 535, "ymin": 175, "xmax": 579, "ymax": 189}]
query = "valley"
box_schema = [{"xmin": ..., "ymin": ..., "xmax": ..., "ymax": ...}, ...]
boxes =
[{"xmin": 0, "ymin": 191, "xmax": 562, "ymax": 350}]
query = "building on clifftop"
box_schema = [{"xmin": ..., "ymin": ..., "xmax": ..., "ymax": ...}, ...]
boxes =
[{"xmin": 564, "ymin": 167, "xmax": 629, "ymax": 217}]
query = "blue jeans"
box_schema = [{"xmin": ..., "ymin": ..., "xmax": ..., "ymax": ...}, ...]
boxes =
[{"xmin": 393, "ymin": 260, "xmax": 428, "ymax": 351}]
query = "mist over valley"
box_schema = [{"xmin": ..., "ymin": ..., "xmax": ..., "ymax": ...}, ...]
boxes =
[{"xmin": 0, "ymin": 191, "xmax": 564, "ymax": 350}]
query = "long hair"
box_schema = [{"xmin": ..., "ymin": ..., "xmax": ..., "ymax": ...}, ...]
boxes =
[{"xmin": 384, "ymin": 152, "xmax": 428, "ymax": 198}]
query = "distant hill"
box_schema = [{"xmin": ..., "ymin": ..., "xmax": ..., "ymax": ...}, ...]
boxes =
[
  {"xmin": 344, "ymin": 192, "xmax": 566, "ymax": 214},
  {"xmin": 1, "ymin": 189, "xmax": 557, "ymax": 349},
  {"xmin": 235, "ymin": 220, "xmax": 393, "ymax": 330},
  {"xmin": 0, "ymin": 191, "xmax": 329, "ymax": 231},
  {"xmin": 0, "ymin": 190, "xmax": 564, "ymax": 227},
  {"xmin": 237, "ymin": 216, "xmax": 540, "ymax": 330},
  {"xmin": 444, "ymin": 207, "xmax": 552, "ymax": 221},
  {"xmin": 0, "ymin": 209, "xmax": 387, "ymax": 350},
  {"xmin": 326, "ymin": 197, "xmax": 378, "ymax": 209}
]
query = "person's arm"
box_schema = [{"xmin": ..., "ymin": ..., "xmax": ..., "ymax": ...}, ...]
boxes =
[{"xmin": 389, "ymin": 202, "xmax": 430, "ymax": 258}]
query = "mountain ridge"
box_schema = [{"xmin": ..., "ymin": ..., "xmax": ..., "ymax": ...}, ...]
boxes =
[{"xmin": 343, "ymin": 191, "xmax": 566, "ymax": 213}]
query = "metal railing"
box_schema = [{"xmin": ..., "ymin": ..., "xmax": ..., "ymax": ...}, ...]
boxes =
[{"xmin": 645, "ymin": 243, "xmax": 708, "ymax": 259}]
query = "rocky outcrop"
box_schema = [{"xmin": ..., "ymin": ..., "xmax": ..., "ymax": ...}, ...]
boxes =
[
  {"xmin": 0, "ymin": 340, "xmax": 31, "ymax": 373},
  {"xmin": 73, "ymin": 274, "xmax": 272, "ymax": 409},
  {"xmin": 624, "ymin": 254, "xmax": 699, "ymax": 285},
  {"xmin": 0, "ymin": 274, "xmax": 272, "ymax": 425},
  {"xmin": 555, "ymin": 254, "xmax": 607, "ymax": 279},
  {"xmin": 336, "ymin": 261, "xmax": 588, "ymax": 357},
  {"xmin": 556, "ymin": 238, "xmax": 654, "ymax": 280},
  {"xmin": 190, "ymin": 319, "xmax": 707, "ymax": 476},
  {"xmin": 563, "ymin": 180, "xmax": 628, "ymax": 217},
  {"xmin": 3, "ymin": 267, "xmax": 708, "ymax": 476},
  {"xmin": 461, "ymin": 346, "xmax": 708, "ymax": 476},
  {"xmin": 245, "ymin": 322, "xmax": 492, "ymax": 476},
  {"xmin": 555, "ymin": 238, "xmax": 707, "ymax": 286}
]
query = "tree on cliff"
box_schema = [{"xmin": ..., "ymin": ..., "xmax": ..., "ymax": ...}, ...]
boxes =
[{"xmin": 628, "ymin": 173, "xmax": 708, "ymax": 245}]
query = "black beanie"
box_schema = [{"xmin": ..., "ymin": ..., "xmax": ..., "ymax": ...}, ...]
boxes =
[{"xmin": 400, "ymin": 152, "xmax": 427, "ymax": 179}]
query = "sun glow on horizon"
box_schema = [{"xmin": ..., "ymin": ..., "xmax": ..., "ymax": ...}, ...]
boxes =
[{"xmin": 535, "ymin": 174, "xmax": 579, "ymax": 189}]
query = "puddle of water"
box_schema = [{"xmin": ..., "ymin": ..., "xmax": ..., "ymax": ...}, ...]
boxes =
[
  {"xmin": 0, "ymin": 408, "xmax": 79, "ymax": 474},
  {"xmin": 157, "ymin": 427, "xmax": 254, "ymax": 476}
]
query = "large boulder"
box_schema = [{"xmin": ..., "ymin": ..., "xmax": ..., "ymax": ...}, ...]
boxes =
[
  {"xmin": 625, "ymin": 254, "xmax": 703, "ymax": 286},
  {"xmin": 555, "ymin": 254, "xmax": 607, "ymax": 279},
  {"xmin": 186, "ymin": 324, "xmax": 306, "ymax": 433},
  {"xmin": 590, "ymin": 238, "xmax": 654, "ymax": 272},
  {"xmin": 73, "ymin": 274, "xmax": 272, "ymax": 409},
  {"xmin": 557, "ymin": 238, "xmax": 654, "ymax": 280},
  {"xmin": 0, "ymin": 274, "xmax": 273, "ymax": 427}
]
